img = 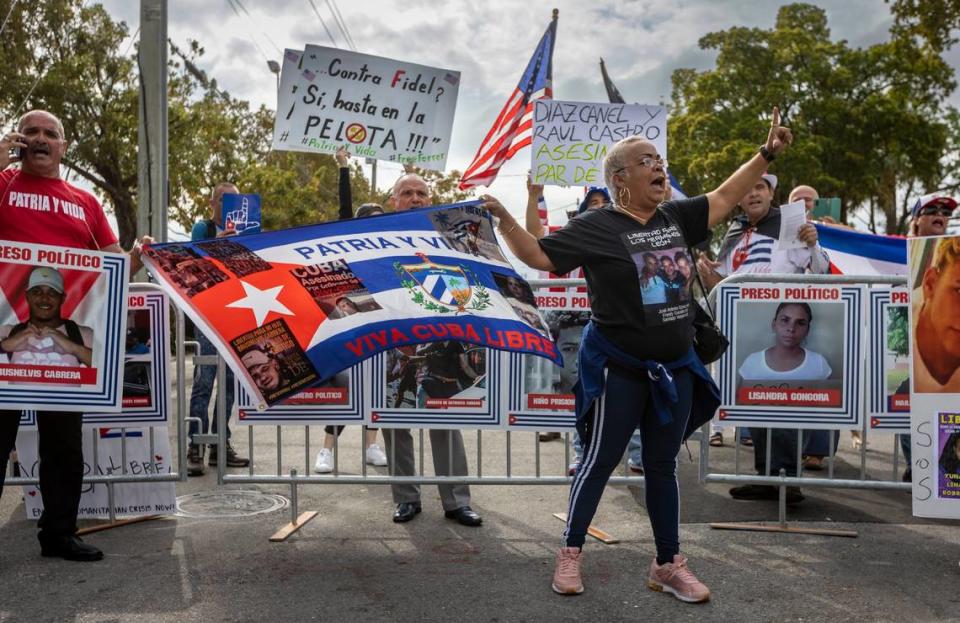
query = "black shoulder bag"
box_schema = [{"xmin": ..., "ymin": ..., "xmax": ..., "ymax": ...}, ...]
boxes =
[{"xmin": 665, "ymin": 208, "xmax": 729, "ymax": 364}]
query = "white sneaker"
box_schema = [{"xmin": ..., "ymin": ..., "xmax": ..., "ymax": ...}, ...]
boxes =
[
  {"xmin": 314, "ymin": 448, "xmax": 334, "ymax": 473},
  {"xmin": 365, "ymin": 443, "xmax": 388, "ymax": 466}
]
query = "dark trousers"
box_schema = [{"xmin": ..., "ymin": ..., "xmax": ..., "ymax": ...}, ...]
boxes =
[
  {"xmin": 748, "ymin": 428, "xmax": 799, "ymax": 477},
  {"xmin": 564, "ymin": 365, "xmax": 693, "ymax": 560},
  {"xmin": 0, "ymin": 410, "xmax": 84, "ymax": 542}
]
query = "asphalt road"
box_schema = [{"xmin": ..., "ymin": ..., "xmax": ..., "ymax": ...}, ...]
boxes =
[{"xmin": 2, "ymin": 420, "xmax": 959, "ymax": 623}]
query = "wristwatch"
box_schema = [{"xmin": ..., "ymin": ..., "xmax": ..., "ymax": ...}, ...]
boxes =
[{"xmin": 759, "ymin": 145, "xmax": 775, "ymax": 162}]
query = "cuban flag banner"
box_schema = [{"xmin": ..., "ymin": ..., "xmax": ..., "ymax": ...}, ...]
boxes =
[
  {"xmin": 815, "ymin": 224, "xmax": 907, "ymax": 276},
  {"xmin": 143, "ymin": 201, "xmax": 560, "ymax": 408}
]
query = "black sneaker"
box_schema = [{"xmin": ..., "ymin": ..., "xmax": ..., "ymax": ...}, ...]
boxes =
[
  {"xmin": 187, "ymin": 444, "xmax": 205, "ymax": 477},
  {"xmin": 208, "ymin": 443, "xmax": 250, "ymax": 468}
]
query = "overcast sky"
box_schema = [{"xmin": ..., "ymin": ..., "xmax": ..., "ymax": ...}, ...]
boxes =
[{"xmin": 96, "ymin": 0, "xmax": 958, "ymax": 239}]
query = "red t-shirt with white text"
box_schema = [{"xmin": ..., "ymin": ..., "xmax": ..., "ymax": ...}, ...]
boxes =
[{"xmin": 0, "ymin": 168, "xmax": 118, "ymax": 250}]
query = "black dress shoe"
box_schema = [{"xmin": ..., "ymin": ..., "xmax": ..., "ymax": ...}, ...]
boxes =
[
  {"xmin": 444, "ymin": 506, "xmax": 482, "ymax": 527},
  {"xmin": 40, "ymin": 536, "xmax": 104, "ymax": 562},
  {"xmin": 393, "ymin": 502, "xmax": 422, "ymax": 523}
]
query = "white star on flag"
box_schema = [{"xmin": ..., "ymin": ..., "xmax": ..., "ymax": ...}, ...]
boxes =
[{"xmin": 226, "ymin": 281, "xmax": 293, "ymax": 326}]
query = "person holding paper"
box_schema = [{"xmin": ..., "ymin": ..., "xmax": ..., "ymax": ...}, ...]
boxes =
[
  {"xmin": 0, "ymin": 110, "xmax": 151, "ymax": 562},
  {"xmin": 186, "ymin": 182, "xmax": 250, "ymax": 477},
  {"xmin": 484, "ymin": 106, "xmax": 794, "ymax": 604},
  {"xmin": 697, "ymin": 173, "xmax": 830, "ymax": 465}
]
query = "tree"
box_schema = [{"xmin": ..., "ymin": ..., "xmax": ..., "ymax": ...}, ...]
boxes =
[{"xmin": 668, "ymin": 3, "xmax": 958, "ymax": 235}]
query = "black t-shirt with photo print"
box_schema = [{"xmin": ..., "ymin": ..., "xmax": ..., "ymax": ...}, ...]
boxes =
[{"xmin": 538, "ymin": 197, "xmax": 710, "ymax": 362}]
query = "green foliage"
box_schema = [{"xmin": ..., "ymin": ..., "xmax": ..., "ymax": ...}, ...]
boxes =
[
  {"xmin": 668, "ymin": 3, "xmax": 959, "ymax": 235},
  {"xmin": 887, "ymin": 306, "xmax": 909, "ymax": 356}
]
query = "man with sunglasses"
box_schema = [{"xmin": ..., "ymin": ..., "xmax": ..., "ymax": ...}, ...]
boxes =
[{"xmin": 910, "ymin": 194, "xmax": 957, "ymax": 237}]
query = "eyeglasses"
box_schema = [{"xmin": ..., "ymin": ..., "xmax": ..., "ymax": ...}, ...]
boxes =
[
  {"xmin": 616, "ymin": 155, "xmax": 667, "ymax": 173},
  {"xmin": 918, "ymin": 206, "xmax": 954, "ymax": 217}
]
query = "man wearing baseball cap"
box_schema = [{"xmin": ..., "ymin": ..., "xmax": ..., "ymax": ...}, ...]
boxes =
[
  {"xmin": 696, "ymin": 171, "xmax": 831, "ymax": 504},
  {"xmin": 0, "ymin": 267, "xmax": 94, "ymax": 368},
  {"xmin": 910, "ymin": 193, "xmax": 957, "ymax": 237}
]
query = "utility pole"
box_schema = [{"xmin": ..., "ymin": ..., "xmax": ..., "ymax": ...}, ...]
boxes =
[{"xmin": 137, "ymin": 0, "xmax": 169, "ymax": 244}]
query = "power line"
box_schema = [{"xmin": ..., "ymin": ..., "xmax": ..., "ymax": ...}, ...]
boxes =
[
  {"xmin": 306, "ymin": 0, "xmax": 339, "ymax": 48},
  {"xmin": 324, "ymin": 0, "xmax": 355, "ymax": 51},
  {"xmin": 121, "ymin": 25, "xmax": 140, "ymax": 58},
  {"xmin": 232, "ymin": 0, "xmax": 283, "ymax": 55},
  {"xmin": 328, "ymin": 0, "xmax": 356, "ymax": 49},
  {"xmin": 224, "ymin": 0, "xmax": 273, "ymax": 65},
  {"xmin": 0, "ymin": 0, "xmax": 18, "ymax": 39}
]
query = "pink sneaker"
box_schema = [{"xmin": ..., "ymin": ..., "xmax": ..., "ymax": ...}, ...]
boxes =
[
  {"xmin": 551, "ymin": 547, "xmax": 584, "ymax": 595},
  {"xmin": 648, "ymin": 555, "xmax": 710, "ymax": 603}
]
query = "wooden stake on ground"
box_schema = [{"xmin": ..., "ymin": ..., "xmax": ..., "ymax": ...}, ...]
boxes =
[
  {"xmin": 553, "ymin": 512, "xmax": 619, "ymax": 544},
  {"xmin": 269, "ymin": 511, "xmax": 318, "ymax": 542},
  {"xmin": 710, "ymin": 522, "xmax": 858, "ymax": 538},
  {"xmin": 76, "ymin": 515, "xmax": 165, "ymax": 536}
]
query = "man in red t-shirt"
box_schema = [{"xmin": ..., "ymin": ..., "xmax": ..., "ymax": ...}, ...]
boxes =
[{"xmin": 0, "ymin": 110, "xmax": 150, "ymax": 562}]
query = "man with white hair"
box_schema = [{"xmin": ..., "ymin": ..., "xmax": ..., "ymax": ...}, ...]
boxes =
[
  {"xmin": 381, "ymin": 173, "xmax": 481, "ymax": 527},
  {"xmin": 0, "ymin": 109, "xmax": 151, "ymax": 561}
]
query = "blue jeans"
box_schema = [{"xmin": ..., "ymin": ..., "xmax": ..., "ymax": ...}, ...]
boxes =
[
  {"xmin": 564, "ymin": 365, "xmax": 693, "ymax": 559},
  {"xmin": 802, "ymin": 430, "xmax": 841, "ymax": 457},
  {"xmin": 189, "ymin": 331, "xmax": 235, "ymax": 443}
]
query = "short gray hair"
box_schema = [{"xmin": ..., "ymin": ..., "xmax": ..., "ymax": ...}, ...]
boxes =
[
  {"xmin": 17, "ymin": 110, "xmax": 65, "ymax": 139},
  {"xmin": 603, "ymin": 136, "xmax": 650, "ymax": 204},
  {"xmin": 390, "ymin": 173, "xmax": 428, "ymax": 198}
]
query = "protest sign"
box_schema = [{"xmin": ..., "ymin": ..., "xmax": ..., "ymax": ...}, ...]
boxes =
[
  {"xmin": 907, "ymin": 236, "xmax": 960, "ymax": 519},
  {"xmin": 0, "ymin": 241, "xmax": 127, "ymax": 411},
  {"xmin": 715, "ymin": 282, "xmax": 864, "ymax": 429},
  {"xmin": 530, "ymin": 100, "xmax": 666, "ymax": 186},
  {"xmin": 506, "ymin": 288, "xmax": 587, "ymax": 431},
  {"xmin": 237, "ymin": 363, "xmax": 364, "ymax": 425},
  {"xmin": 272, "ymin": 46, "xmax": 459, "ymax": 171},
  {"xmin": 221, "ymin": 193, "xmax": 261, "ymax": 235},
  {"xmin": 17, "ymin": 426, "xmax": 176, "ymax": 520},
  {"xmin": 142, "ymin": 200, "xmax": 559, "ymax": 409},
  {"xmin": 369, "ymin": 345, "xmax": 507, "ymax": 429},
  {"xmin": 867, "ymin": 287, "xmax": 910, "ymax": 432}
]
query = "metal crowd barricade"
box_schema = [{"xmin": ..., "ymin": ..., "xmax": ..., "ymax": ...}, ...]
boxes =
[
  {"xmin": 698, "ymin": 273, "xmax": 912, "ymax": 522},
  {"xmin": 196, "ymin": 278, "xmax": 647, "ymax": 533},
  {"xmin": 4, "ymin": 283, "xmax": 187, "ymax": 524}
]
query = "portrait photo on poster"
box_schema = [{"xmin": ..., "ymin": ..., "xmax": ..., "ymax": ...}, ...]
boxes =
[
  {"xmin": 522, "ymin": 310, "xmax": 589, "ymax": 411},
  {"xmin": 384, "ymin": 341, "xmax": 487, "ymax": 410},
  {"xmin": 938, "ymin": 413, "xmax": 960, "ymax": 500},
  {"xmin": 291, "ymin": 259, "xmax": 382, "ymax": 320},
  {"xmin": 884, "ymin": 304, "xmax": 911, "ymax": 412},
  {"xmin": 429, "ymin": 204, "xmax": 508, "ymax": 263},
  {"xmin": 122, "ymin": 308, "xmax": 153, "ymax": 407},
  {"xmin": 909, "ymin": 236, "xmax": 960, "ymax": 393},
  {"xmin": 734, "ymin": 300, "xmax": 845, "ymax": 407},
  {"xmin": 0, "ymin": 266, "xmax": 96, "ymax": 371},
  {"xmin": 491, "ymin": 272, "xmax": 549, "ymax": 336}
]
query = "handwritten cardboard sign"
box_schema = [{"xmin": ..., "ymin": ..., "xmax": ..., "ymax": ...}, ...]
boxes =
[
  {"xmin": 531, "ymin": 100, "xmax": 667, "ymax": 187},
  {"xmin": 272, "ymin": 47, "xmax": 460, "ymax": 171}
]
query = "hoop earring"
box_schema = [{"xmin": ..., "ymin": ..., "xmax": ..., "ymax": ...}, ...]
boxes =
[{"xmin": 617, "ymin": 186, "xmax": 632, "ymax": 208}]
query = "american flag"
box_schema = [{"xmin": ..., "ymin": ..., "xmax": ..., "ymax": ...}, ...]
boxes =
[
  {"xmin": 458, "ymin": 13, "xmax": 558, "ymax": 190},
  {"xmin": 537, "ymin": 194, "xmax": 549, "ymax": 228}
]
